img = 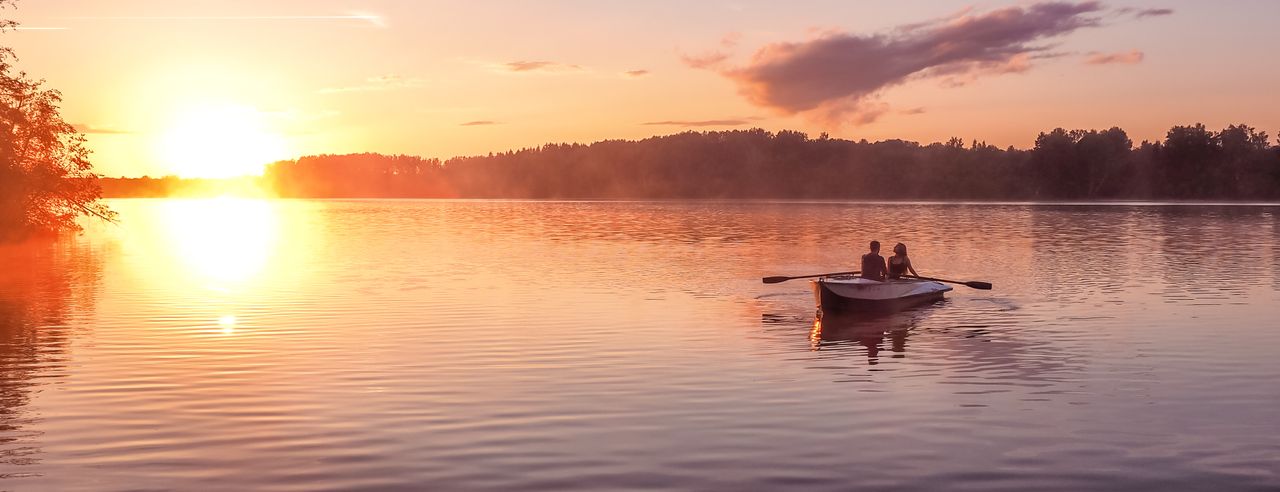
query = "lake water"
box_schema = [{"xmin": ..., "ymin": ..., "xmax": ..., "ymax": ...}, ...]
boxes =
[{"xmin": 1, "ymin": 199, "xmax": 1278, "ymax": 491}]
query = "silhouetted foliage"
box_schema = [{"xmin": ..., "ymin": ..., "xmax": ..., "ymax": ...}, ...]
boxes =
[
  {"xmin": 0, "ymin": 3, "xmax": 114, "ymax": 240},
  {"xmin": 239, "ymin": 124, "xmax": 1279, "ymax": 201},
  {"xmin": 99, "ymin": 175, "xmax": 267, "ymax": 198},
  {"xmin": 1028, "ymin": 127, "xmax": 1133, "ymax": 198},
  {"xmin": 266, "ymin": 153, "xmax": 447, "ymax": 198}
]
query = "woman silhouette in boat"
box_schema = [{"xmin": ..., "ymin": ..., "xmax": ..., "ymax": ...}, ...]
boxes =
[{"xmin": 887, "ymin": 242, "xmax": 919, "ymax": 280}]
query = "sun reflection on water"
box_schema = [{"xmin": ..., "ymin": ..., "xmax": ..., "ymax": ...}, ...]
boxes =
[
  {"xmin": 157, "ymin": 198, "xmax": 278, "ymax": 285},
  {"xmin": 218, "ymin": 314, "xmax": 237, "ymax": 335},
  {"xmin": 809, "ymin": 316, "xmax": 823, "ymax": 351}
]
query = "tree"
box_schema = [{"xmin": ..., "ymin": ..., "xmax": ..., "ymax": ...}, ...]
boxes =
[
  {"xmin": 1217, "ymin": 124, "xmax": 1272, "ymax": 198},
  {"xmin": 1076, "ymin": 127, "xmax": 1132, "ymax": 198},
  {"xmin": 1159, "ymin": 124, "xmax": 1219, "ymax": 198},
  {"xmin": 0, "ymin": 1, "xmax": 114, "ymax": 240},
  {"xmin": 1029, "ymin": 128, "xmax": 1079, "ymax": 198}
]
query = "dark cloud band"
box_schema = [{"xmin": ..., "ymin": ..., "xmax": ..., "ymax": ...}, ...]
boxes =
[{"xmin": 691, "ymin": 2, "xmax": 1167, "ymax": 126}]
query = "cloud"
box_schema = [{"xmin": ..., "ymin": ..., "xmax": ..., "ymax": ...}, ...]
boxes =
[
  {"xmin": 1085, "ymin": 49, "xmax": 1144, "ymax": 65},
  {"xmin": 72, "ymin": 124, "xmax": 130, "ymax": 134},
  {"xmin": 719, "ymin": 32, "xmax": 743, "ymax": 49},
  {"xmin": 900, "ymin": 107, "xmax": 927, "ymax": 115},
  {"xmin": 503, "ymin": 61, "xmax": 583, "ymax": 73},
  {"xmin": 678, "ymin": 33, "xmax": 743, "ymax": 70},
  {"xmin": 642, "ymin": 119, "xmax": 752, "ymax": 127},
  {"xmin": 692, "ymin": 1, "xmax": 1161, "ymax": 126},
  {"xmin": 623, "ymin": 69, "xmax": 650, "ymax": 77},
  {"xmin": 821, "ymin": 100, "xmax": 890, "ymax": 126},
  {"xmin": 680, "ymin": 51, "xmax": 731, "ymax": 70},
  {"xmin": 1134, "ymin": 8, "xmax": 1174, "ymax": 18},
  {"xmin": 460, "ymin": 120, "xmax": 500, "ymax": 126},
  {"xmin": 318, "ymin": 74, "xmax": 424, "ymax": 94},
  {"xmin": 1116, "ymin": 7, "xmax": 1174, "ymax": 18},
  {"xmin": 61, "ymin": 14, "xmax": 386, "ymax": 28}
]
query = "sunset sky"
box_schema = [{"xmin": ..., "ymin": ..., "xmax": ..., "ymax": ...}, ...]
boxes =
[{"xmin": 6, "ymin": 0, "xmax": 1279, "ymax": 178}]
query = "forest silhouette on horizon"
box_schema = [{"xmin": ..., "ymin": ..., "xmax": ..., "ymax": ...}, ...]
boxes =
[{"xmin": 102, "ymin": 123, "xmax": 1280, "ymax": 201}]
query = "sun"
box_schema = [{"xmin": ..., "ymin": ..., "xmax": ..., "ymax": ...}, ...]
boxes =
[{"xmin": 158, "ymin": 103, "xmax": 291, "ymax": 178}]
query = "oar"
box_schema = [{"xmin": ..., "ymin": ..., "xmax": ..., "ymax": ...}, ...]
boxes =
[
  {"xmin": 907, "ymin": 275, "xmax": 992, "ymax": 290},
  {"xmin": 762, "ymin": 271, "xmax": 859, "ymax": 284}
]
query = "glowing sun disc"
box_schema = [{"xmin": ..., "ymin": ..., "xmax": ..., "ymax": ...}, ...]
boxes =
[{"xmin": 159, "ymin": 104, "xmax": 290, "ymax": 178}]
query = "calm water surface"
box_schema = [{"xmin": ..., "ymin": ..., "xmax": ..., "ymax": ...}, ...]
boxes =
[{"xmin": 1, "ymin": 199, "xmax": 1278, "ymax": 491}]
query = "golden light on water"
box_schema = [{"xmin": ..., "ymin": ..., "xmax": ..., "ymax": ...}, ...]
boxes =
[
  {"xmin": 157, "ymin": 198, "xmax": 279, "ymax": 285},
  {"xmin": 810, "ymin": 317, "xmax": 823, "ymax": 351},
  {"xmin": 218, "ymin": 314, "xmax": 237, "ymax": 335}
]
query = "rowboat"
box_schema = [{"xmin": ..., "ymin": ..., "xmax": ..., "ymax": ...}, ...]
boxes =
[{"xmin": 812, "ymin": 275, "xmax": 952, "ymax": 313}]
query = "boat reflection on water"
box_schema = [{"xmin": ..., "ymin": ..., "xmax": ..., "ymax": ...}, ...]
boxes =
[{"xmin": 808, "ymin": 303, "xmax": 944, "ymax": 364}]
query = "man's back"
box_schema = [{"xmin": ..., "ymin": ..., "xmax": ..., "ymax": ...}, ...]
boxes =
[{"xmin": 861, "ymin": 253, "xmax": 886, "ymax": 281}]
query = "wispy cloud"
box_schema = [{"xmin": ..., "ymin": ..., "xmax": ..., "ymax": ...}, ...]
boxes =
[
  {"xmin": 900, "ymin": 107, "xmax": 927, "ymax": 115},
  {"xmin": 1085, "ymin": 49, "xmax": 1144, "ymax": 65},
  {"xmin": 73, "ymin": 124, "xmax": 131, "ymax": 135},
  {"xmin": 61, "ymin": 14, "xmax": 386, "ymax": 27},
  {"xmin": 318, "ymin": 75, "xmax": 424, "ymax": 94},
  {"xmin": 642, "ymin": 119, "xmax": 753, "ymax": 127},
  {"xmin": 1134, "ymin": 8, "xmax": 1174, "ymax": 18},
  {"xmin": 623, "ymin": 69, "xmax": 650, "ymax": 78},
  {"xmin": 680, "ymin": 52, "xmax": 731, "ymax": 70},
  {"xmin": 460, "ymin": 120, "xmax": 501, "ymax": 126},
  {"xmin": 14, "ymin": 26, "xmax": 70, "ymax": 31},
  {"xmin": 679, "ymin": 32, "xmax": 741, "ymax": 70},
  {"xmin": 1116, "ymin": 7, "xmax": 1174, "ymax": 18},
  {"xmin": 690, "ymin": 2, "xmax": 1167, "ymax": 126},
  {"xmin": 501, "ymin": 61, "xmax": 584, "ymax": 73},
  {"xmin": 719, "ymin": 32, "xmax": 744, "ymax": 48}
]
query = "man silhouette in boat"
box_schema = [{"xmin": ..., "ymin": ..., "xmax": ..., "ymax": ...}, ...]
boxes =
[{"xmin": 860, "ymin": 240, "xmax": 888, "ymax": 281}]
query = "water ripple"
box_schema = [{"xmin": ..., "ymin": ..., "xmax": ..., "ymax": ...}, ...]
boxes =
[{"xmin": 0, "ymin": 200, "xmax": 1276, "ymax": 490}]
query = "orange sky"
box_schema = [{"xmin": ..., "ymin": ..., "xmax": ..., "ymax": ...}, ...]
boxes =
[{"xmin": 5, "ymin": 0, "xmax": 1279, "ymax": 178}]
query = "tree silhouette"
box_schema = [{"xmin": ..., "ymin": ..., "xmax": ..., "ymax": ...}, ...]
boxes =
[
  {"xmin": 1158, "ymin": 124, "xmax": 1219, "ymax": 198},
  {"xmin": 0, "ymin": 1, "xmax": 114, "ymax": 241},
  {"xmin": 235, "ymin": 123, "xmax": 1278, "ymax": 201},
  {"xmin": 1217, "ymin": 124, "xmax": 1271, "ymax": 198},
  {"xmin": 1029, "ymin": 127, "xmax": 1134, "ymax": 199}
]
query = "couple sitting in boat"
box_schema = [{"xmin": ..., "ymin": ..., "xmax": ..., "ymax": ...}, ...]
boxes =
[{"xmin": 860, "ymin": 240, "xmax": 917, "ymax": 281}]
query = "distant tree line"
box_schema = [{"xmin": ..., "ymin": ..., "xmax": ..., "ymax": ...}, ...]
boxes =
[
  {"xmin": 103, "ymin": 123, "xmax": 1280, "ymax": 201},
  {"xmin": 98, "ymin": 175, "xmax": 266, "ymax": 198},
  {"xmin": 266, "ymin": 153, "xmax": 449, "ymax": 198}
]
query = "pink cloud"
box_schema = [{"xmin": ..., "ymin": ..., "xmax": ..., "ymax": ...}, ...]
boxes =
[
  {"xmin": 1085, "ymin": 49, "xmax": 1144, "ymax": 65},
  {"xmin": 690, "ymin": 2, "xmax": 1163, "ymax": 126},
  {"xmin": 680, "ymin": 52, "xmax": 731, "ymax": 70},
  {"xmin": 1117, "ymin": 7, "xmax": 1174, "ymax": 18},
  {"xmin": 504, "ymin": 61, "xmax": 582, "ymax": 73},
  {"xmin": 642, "ymin": 119, "xmax": 751, "ymax": 127},
  {"xmin": 1134, "ymin": 8, "xmax": 1174, "ymax": 18}
]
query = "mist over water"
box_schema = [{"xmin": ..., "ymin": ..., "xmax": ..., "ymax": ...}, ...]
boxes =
[{"xmin": 1, "ymin": 199, "xmax": 1278, "ymax": 491}]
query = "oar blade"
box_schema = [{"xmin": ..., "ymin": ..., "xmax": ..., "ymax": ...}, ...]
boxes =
[
  {"xmin": 964, "ymin": 281, "xmax": 993, "ymax": 290},
  {"xmin": 763, "ymin": 270, "xmax": 859, "ymax": 284}
]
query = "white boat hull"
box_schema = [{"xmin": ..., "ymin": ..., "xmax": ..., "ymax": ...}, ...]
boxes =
[{"xmin": 812, "ymin": 276, "xmax": 952, "ymax": 313}]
